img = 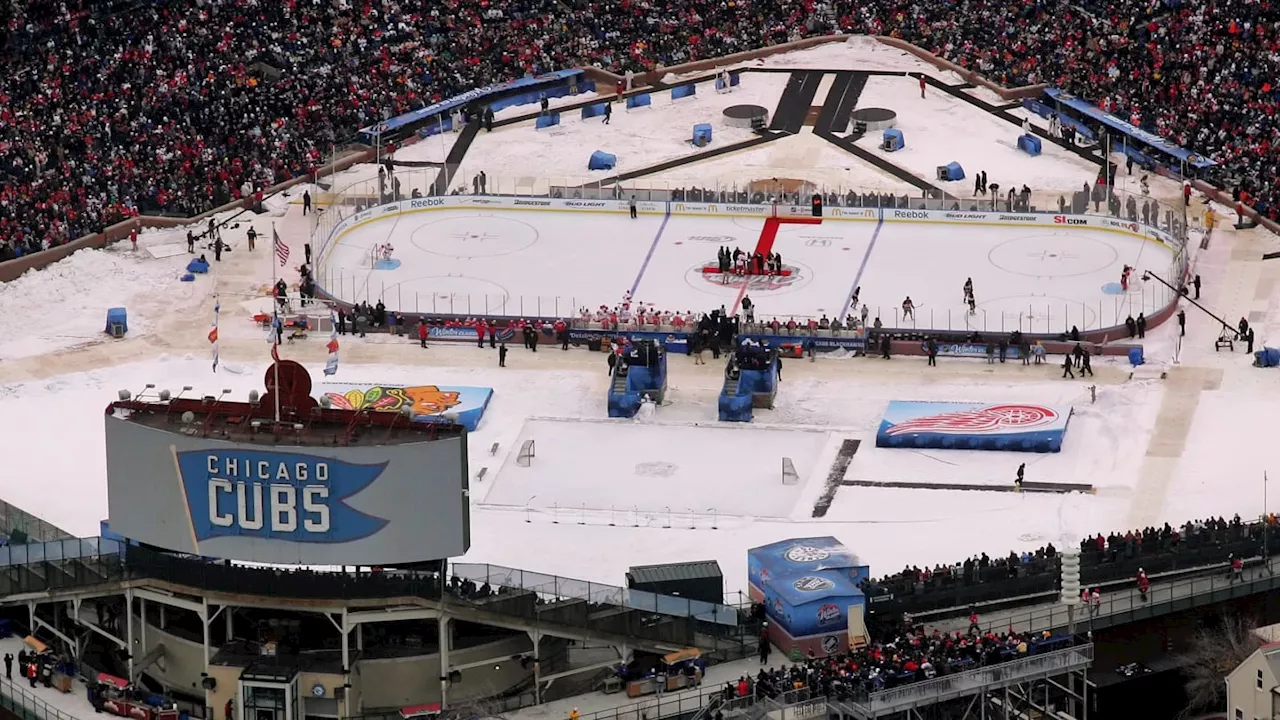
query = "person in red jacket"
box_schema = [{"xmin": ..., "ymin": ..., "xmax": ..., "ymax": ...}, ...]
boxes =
[
  {"xmin": 918, "ymin": 74, "xmax": 927, "ymax": 99},
  {"xmin": 417, "ymin": 320, "xmax": 428, "ymax": 349},
  {"xmin": 1136, "ymin": 569, "xmax": 1149, "ymax": 601}
]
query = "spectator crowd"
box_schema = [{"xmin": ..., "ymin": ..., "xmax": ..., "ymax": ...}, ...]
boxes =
[
  {"xmin": 725, "ymin": 624, "xmax": 1072, "ymax": 704},
  {"xmin": 1, "ymin": 0, "xmax": 1277, "ymax": 263},
  {"xmin": 862, "ymin": 514, "xmax": 1273, "ymax": 603}
]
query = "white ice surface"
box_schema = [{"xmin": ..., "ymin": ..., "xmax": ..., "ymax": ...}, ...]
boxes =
[
  {"xmin": 482, "ymin": 418, "xmax": 835, "ymax": 519},
  {"xmin": 319, "ymin": 208, "xmax": 1175, "ymax": 330}
]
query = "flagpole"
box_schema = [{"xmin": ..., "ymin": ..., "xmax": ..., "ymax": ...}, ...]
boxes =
[{"xmin": 272, "ymin": 221, "xmax": 281, "ymax": 425}]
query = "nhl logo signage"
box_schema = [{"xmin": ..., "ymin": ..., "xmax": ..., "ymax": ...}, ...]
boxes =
[
  {"xmin": 793, "ymin": 576, "xmax": 835, "ymax": 592},
  {"xmin": 785, "ymin": 545, "xmax": 830, "ymax": 563},
  {"xmin": 177, "ymin": 449, "xmax": 390, "ymax": 544}
]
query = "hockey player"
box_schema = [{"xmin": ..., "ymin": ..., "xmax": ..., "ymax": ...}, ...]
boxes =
[
  {"xmin": 902, "ymin": 296, "xmax": 915, "ymax": 321},
  {"xmin": 1120, "ymin": 265, "xmax": 1132, "ymax": 292}
]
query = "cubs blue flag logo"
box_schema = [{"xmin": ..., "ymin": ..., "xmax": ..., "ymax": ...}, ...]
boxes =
[{"xmin": 176, "ymin": 449, "xmax": 389, "ymax": 544}]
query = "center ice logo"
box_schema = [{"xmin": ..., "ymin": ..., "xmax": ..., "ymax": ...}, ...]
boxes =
[
  {"xmin": 885, "ymin": 404, "xmax": 1058, "ymax": 436},
  {"xmin": 175, "ymin": 449, "xmax": 390, "ymax": 544},
  {"xmin": 785, "ymin": 546, "xmax": 830, "ymax": 563}
]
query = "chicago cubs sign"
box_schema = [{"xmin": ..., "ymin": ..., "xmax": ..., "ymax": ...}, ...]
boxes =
[
  {"xmin": 104, "ymin": 415, "xmax": 470, "ymax": 564},
  {"xmin": 176, "ymin": 450, "xmax": 389, "ymax": 544}
]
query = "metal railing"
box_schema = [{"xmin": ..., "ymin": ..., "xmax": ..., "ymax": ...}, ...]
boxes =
[
  {"xmin": 976, "ymin": 554, "xmax": 1280, "ymax": 636},
  {"xmin": 0, "ymin": 499, "xmax": 75, "ymax": 544},
  {"xmin": 0, "ymin": 672, "xmax": 83, "ymax": 720},
  {"xmin": 451, "ymin": 563, "xmax": 741, "ymax": 626},
  {"xmin": 846, "ymin": 644, "xmax": 1093, "ymax": 715},
  {"xmin": 309, "ymin": 168, "xmax": 1192, "ymax": 332}
]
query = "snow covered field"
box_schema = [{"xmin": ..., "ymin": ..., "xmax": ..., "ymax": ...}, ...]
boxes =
[
  {"xmin": 857, "ymin": 75, "xmax": 1100, "ymax": 194},
  {"xmin": 0, "ymin": 36, "xmax": 1274, "ymax": 608}
]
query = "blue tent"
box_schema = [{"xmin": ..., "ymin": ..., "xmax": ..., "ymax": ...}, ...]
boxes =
[
  {"xmin": 588, "ymin": 151, "xmax": 616, "ymax": 170},
  {"xmin": 186, "ymin": 257, "xmax": 210, "ymax": 274},
  {"xmin": 534, "ymin": 112, "xmax": 560, "ymax": 129}
]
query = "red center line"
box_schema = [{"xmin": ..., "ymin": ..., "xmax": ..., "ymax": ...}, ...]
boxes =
[{"xmin": 731, "ymin": 215, "xmax": 823, "ymax": 315}]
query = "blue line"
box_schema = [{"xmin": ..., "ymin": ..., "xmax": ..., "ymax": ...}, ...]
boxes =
[
  {"xmin": 629, "ymin": 206, "xmax": 672, "ymax": 297},
  {"xmin": 839, "ymin": 215, "xmax": 885, "ymax": 322}
]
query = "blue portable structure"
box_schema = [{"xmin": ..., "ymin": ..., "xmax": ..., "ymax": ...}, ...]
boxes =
[
  {"xmin": 626, "ymin": 93, "xmax": 652, "ymax": 110},
  {"xmin": 105, "ymin": 307, "xmax": 128, "ymax": 337},
  {"xmin": 1256, "ymin": 348, "xmax": 1280, "ymax": 368},
  {"xmin": 747, "ymin": 536, "xmax": 870, "ymax": 658},
  {"xmin": 608, "ymin": 341, "xmax": 667, "ymax": 418},
  {"xmin": 1018, "ymin": 134, "xmax": 1042, "ymax": 156},
  {"xmin": 691, "ymin": 123, "xmax": 713, "ymax": 147},
  {"xmin": 718, "ymin": 345, "xmax": 779, "ymax": 422},
  {"xmin": 534, "ymin": 112, "xmax": 560, "ymax": 129},
  {"xmin": 1128, "ymin": 347, "xmax": 1145, "ymax": 366},
  {"xmin": 588, "ymin": 150, "xmax": 617, "ymax": 170},
  {"xmin": 186, "ymin": 257, "xmax": 210, "ymax": 274},
  {"xmin": 581, "ymin": 103, "xmax": 608, "ymax": 120},
  {"xmin": 671, "ymin": 84, "xmax": 697, "ymax": 100},
  {"xmin": 881, "ymin": 128, "xmax": 904, "ymax": 152}
]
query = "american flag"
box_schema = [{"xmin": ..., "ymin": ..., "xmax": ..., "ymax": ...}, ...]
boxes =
[
  {"xmin": 208, "ymin": 299, "xmax": 220, "ymax": 372},
  {"xmin": 274, "ymin": 227, "xmax": 289, "ymax": 266},
  {"xmin": 324, "ymin": 309, "xmax": 340, "ymax": 376}
]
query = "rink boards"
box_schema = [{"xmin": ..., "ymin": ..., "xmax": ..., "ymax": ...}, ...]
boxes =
[{"xmin": 314, "ymin": 196, "xmax": 1183, "ymax": 333}]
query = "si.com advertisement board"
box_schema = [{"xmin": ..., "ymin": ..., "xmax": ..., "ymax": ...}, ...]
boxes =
[
  {"xmin": 104, "ymin": 415, "xmax": 470, "ymax": 564},
  {"xmin": 876, "ymin": 400, "xmax": 1073, "ymax": 453}
]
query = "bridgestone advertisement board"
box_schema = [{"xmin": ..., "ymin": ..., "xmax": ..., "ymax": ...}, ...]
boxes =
[{"xmin": 104, "ymin": 415, "xmax": 470, "ymax": 564}]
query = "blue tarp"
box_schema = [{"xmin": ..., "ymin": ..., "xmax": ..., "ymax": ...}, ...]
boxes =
[
  {"xmin": 671, "ymin": 84, "xmax": 696, "ymax": 100},
  {"xmin": 360, "ymin": 69, "xmax": 584, "ymax": 138},
  {"xmin": 535, "ymin": 112, "xmax": 560, "ymax": 129},
  {"xmin": 1129, "ymin": 347, "xmax": 1145, "ymax": 366},
  {"xmin": 1018, "ymin": 134, "xmax": 1042, "ymax": 156},
  {"xmin": 1044, "ymin": 88, "xmax": 1216, "ymax": 168},
  {"xmin": 588, "ymin": 150, "xmax": 616, "ymax": 170},
  {"xmin": 1257, "ymin": 348, "xmax": 1280, "ymax": 368},
  {"xmin": 105, "ymin": 307, "xmax": 128, "ymax": 334},
  {"xmin": 186, "ymin": 258, "xmax": 209, "ymax": 274},
  {"xmin": 626, "ymin": 93, "xmax": 652, "ymax": 110},
  {"xmin": 942, "ymin": 161, "xmax": 965, "ymax": 181}
]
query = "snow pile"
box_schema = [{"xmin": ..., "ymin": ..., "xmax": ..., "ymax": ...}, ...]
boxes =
[{"xmin": 0, "ymin": 245, "xmax": 202, "ymax": 360}]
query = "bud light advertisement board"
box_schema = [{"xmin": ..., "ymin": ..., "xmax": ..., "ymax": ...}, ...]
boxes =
[{"xmin": 876, "ymin": 401, "xmax": 1073, "ymax": 453}]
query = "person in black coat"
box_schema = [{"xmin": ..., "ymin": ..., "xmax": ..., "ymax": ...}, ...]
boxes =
[
  {"xmin": 1125, "ymin": 315, "xmax": 1136, "ymax": 338},
  {"xmin": 1081, "ymin": 348, "xmax": 1093, "ymax": 376},
  {"xmin": 1137, "ymin": 313, "xmax": 1147, "ymax": 338}
]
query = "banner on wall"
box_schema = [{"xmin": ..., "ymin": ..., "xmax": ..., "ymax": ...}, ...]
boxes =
[{"xmin": 876, "ymin": 401, "xmax": 1073, "ymax": 453}]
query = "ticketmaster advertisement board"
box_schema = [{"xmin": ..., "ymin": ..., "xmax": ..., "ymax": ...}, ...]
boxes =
[{"xmin": 104, "ymin": 415, "xmax": 470, "ymax": 564}]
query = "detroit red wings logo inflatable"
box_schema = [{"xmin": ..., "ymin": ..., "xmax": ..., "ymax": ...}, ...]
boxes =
[{"xmin": 884, "ymin": 404, "xmax": 1058, "ymax": 436}]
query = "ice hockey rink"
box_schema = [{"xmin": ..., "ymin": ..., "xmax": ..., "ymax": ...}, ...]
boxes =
[{"xmin": 318, "ymin": 207, "xmax": 1179, "ymax": 332}]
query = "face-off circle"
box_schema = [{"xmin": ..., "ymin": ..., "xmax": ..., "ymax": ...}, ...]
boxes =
[
  {"xmin": 409, "ymin": 215, "xmax": 539, "ymax": 258},
  {"xmin": 987, "ymin": 234, "xmax": 1117, "ymax": 278}
]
